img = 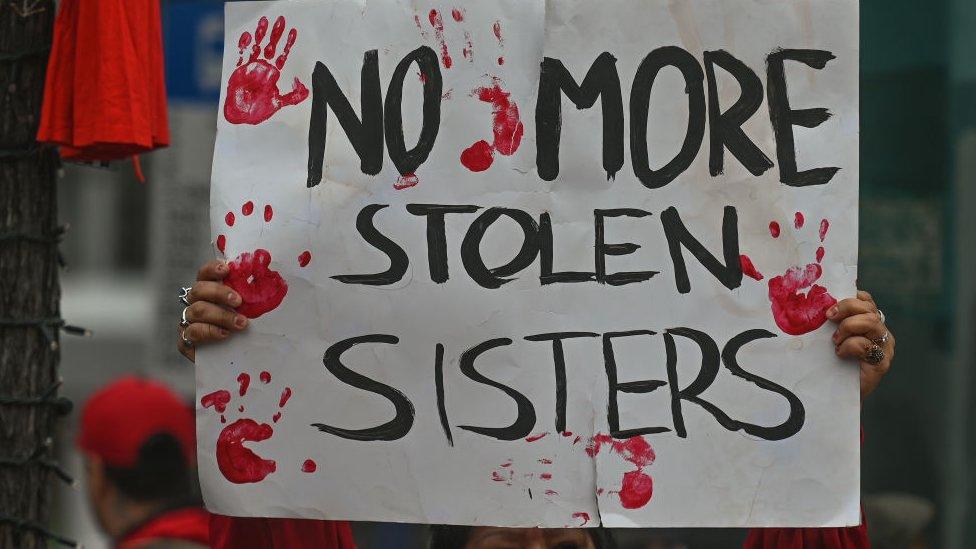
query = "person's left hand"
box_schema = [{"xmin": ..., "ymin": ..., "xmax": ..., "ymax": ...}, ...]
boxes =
[{"xmin": 827, "ymin": 290, "xmax": 895, "ymax": 400}]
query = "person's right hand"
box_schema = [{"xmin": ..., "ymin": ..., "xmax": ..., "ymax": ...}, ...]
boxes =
[{"xmin": 177, "ymin": 260, "xmax": 250, "ymax": 363}]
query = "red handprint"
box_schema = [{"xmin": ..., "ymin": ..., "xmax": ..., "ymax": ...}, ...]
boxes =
[
  {"xmin": 740, "ymin": 213, "xmax": 837, "ymax": 335},
  {"xmin": 216, "ymin": 201, "xmax": 312, "ymax": 319},
  {"xmin": 224, "ymin": 16, "xmax": 309, "ymax": 125}
]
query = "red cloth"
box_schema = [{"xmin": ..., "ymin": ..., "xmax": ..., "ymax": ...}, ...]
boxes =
[
  {"xmin": 119, "ymin": 507, "xmax": 210, "ymax": 549},
  {"xmin": 209, "ymin": 515, "xmax": 356, "ymax": 549},
  {"xmin": 37, "ymin": 0, "xmax": 169, "ymax": 161},
  {"xmin": 77, "ymin": 376, "xmax": 195, "ymax": 468},
  {"xmin": 743, "ymin": 519, "xmax": 870, "ymax": 549}
]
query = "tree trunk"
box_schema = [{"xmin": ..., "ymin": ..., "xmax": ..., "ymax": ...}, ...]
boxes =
[{"xmin": 0, "ymin": 2, "xmax": 63, "ymax": 548}]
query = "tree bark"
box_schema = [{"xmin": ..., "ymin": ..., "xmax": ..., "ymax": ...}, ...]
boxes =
[{"xmin": 0, "ymin": 2, "xmax": 62, "ymax": 548}]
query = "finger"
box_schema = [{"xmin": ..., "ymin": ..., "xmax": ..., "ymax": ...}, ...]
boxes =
[
  {"xmin": 857, "ymin": 290, "xmax": 875, "ymax": 304},
  {"xmin": 832, "ymin": 312, "xmax": 886, "ymax": 344},
  {"xmin": 186, "ymin": 301, "xmax": 249, "ymax": 331},
  {"xmin": 826, "ymin": 297, "xmax": 877, "ymax": 322},
  {"xmin": 835, "ymin": 335, "xmax": 872, "ymax": 361},
  {"xmin": 178, "ymin": 327, "xmax": 196, "ymax": 363},
  {"xmin": 189, "ymin": 280, "xmax": 242, "ymax": 308},
  {"xmin": 184, "ymin": 322, "xmax": 231, "ymax": 346},
  {"xmin": 197, "ymin": 260, "xmax": 230, "ymax": 282}
]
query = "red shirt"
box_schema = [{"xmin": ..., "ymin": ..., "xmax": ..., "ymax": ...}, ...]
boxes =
[
  {"xmin": 210, "ymin": 515, "xmax": 356, "ymax": 549},
  {"xmin": 118, "ymin": 507, "xmax": 210, "ymax": 549}
]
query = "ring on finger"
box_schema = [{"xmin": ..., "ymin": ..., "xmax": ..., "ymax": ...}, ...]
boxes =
[
  {"xmin": 877, "ymin": 308, "xmax": 886, "ymax": 324},
  {"xmin": 180, "ymin": 327, "xmax": 194, "ymax": 348},
  {"xmin": 864, "ymin": 343, "xmax": 885, "ymax": 365},
  {"xmin": 873, "ymin": 330, "xmax": 890, "ymax": 347},
  {"xmin": 180, "ymin": 306, "xmax": 191, "ymax": 328},
  {"xmin": 179, "ymin": 286, "xmax": 192, "ymax": 306}
]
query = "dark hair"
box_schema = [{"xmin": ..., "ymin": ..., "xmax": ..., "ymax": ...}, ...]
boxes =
[
  {"xmin": 428, "ymin": 525, "xmax": 616, "ymax": 549},
  {"xmin": 103, "ymin": 433, "xmax": 194, "ymax": 503}
]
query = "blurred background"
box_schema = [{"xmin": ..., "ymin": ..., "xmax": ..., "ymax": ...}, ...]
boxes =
[{"xmin": 44, "ymin": 0, "xmax": 975, "ymax": 547}]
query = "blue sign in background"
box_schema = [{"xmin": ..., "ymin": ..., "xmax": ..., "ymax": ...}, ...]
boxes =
[{"xmin": 163, "ymin": 0, "xmax": 226, "ymax": 104}]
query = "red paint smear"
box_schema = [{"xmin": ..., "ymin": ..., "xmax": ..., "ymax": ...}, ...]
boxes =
[
  {"xmin": 586, "ymin": 434, "xmax": 656, "ymax": 509},
  {"xmin": 573, "ymin": 435, "xmax": 581, "ymax": 445},
  {"xmin": 619, "ymin": 470, "xmax": 653, "ymax": 509},
  {"xmin": 492, "ymin": 21, "xmax": 503, "ymax": 43},
  {"xmin": 475, "ymin": 80, "xmax": 523, "ymax": 156},
  {"xmin": 428, "ymin": 10, "xmax": 453, "ymax": 69},
  {"xmin": 238, "ymin": 32, "xmax": 252, "ymax": 51},
  {"xmin": 225, "ymin": 249, "xmax": 288, "ymax": 319},
  {"xmin": 216, "ymin": 235, "xmax": 226, "ymax": 254},
  {"xmin": 237, "ymin": 372, "xmax": 251, "ymax": 396},
  {"xmin": 572, "ymin": 512, "xmax": 590, "ymax": 526},
  {"xmin": 260, "ymin": 371, "xmax": 271, "ymax": 383},
  {"xmin": 418, "ymin": 71, "xmax": 428, "ymax": 84},
  {"xmin": 462, "ymin": 30, "xmax": 473, "ymax": 62},
  {"xmin": 201, "ymin": 390, "xmax": 231, "ymax": 413},
  {"xmin": 538, "ymin": 458, "xmax": 553, "ymax": 464},
  {"xmin": 596, "ymin": 488, "xmax": 605, "ymax": 496},
  {"xmin": 545, "ymin": 489, "xmax": 559, "ymax": 496},
  {"xmin": 740, "ymin": 255, "xmax": 764, "ymax": 281},
  {"xmin": 272, "ymin": 412, "xmax": 281, "ymax": 423},
  {"xmin": 302, "ymin": 459, "xmax": 317, "ymax": 473},
  {"xmin": 238, "ymin": 405, "xmax": 245, "ymax": 413},
  {"xmin": 225, "ymin": 212, "xmax": 236, "ymax": 227},
  {"xmin": 794, "ymin": 212, "xmax": 805, "ymax": 229},
  {"xmin": 242, "ymin": 201, "xmax": 254, "ymax": 216},
  {"xmin": 215, "ymin": 418, "xmax": 277, "ymax": 484},
  {"xmin": 264, "ymin": 204, "xmax": 274, "ymax": 222},
  {"xmin": 460, "ymin": 140, "xmax": 494, "ymax": 171},
  {"xmin": 220, "ymin": 415, "xmax": 226, "ymax": 424},
  {"xmin": 819, "ymin": 219, "xmax": 830, "ymax": 242},
  {"xmin": 525, "ymin": 432, "xmax": 548, "ymax": 442},
  {"xmin": 394, "ymin": 172, "xmax": 419, "ymax": 190},
  {"xmin": 263, "ymin": 16, "xmax": 285, "ymax": 60},
  {"xmin": 298, "ymin": 250, "xmax": 312, "ymax": 267},
  {"xmin": 413, "ymin": 15, "xmax": 429, "ymax": 40},
  {"xmin": 561, "ymin": 431, "xmax": 573, "ymax": 437},
  {"xmin": 224, "ymin": 16, "xmax": 308, "ymax": 125},
  {"xmin": 451, "ymin": 8, "xmax": 463, "ymax": 21},
  {"xmin": 769, "ymin": 221, "xmax": 781, "ymax": 238},
  {"xmin": 539, "ymin": 473, "xmax": 552, "ymax": 480},
  {"xmin": 497, "ymin": 56, "xmax": 505, "ymax": 65},
  {"xmin": 500, "ymin": 461, "xmax": 512, "ymax": 468},
  {"xmin": 768, "ymin": 263, "xmax": 838, "ymax": 335},
  {"xmin": 491, "ymin": 471, "xmax": 507, "ymax": 482},
  {"xmin": 279, "ymin": 387, "xmax": 292, "ymax": 408},
  {"xmin": 816, "ymin": 246, "xmax": 825, "ymax": 263}
]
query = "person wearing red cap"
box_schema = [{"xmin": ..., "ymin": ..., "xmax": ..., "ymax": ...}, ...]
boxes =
[{"xmin": 78, "ymin": 377, "xmax": 210, "ymax": 548}]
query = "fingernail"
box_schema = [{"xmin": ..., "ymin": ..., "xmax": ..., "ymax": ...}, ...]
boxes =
[
  {"xmin": 228, "ymin": 293, "xmax": 241, "ymax": 306},
  {"xmin": 235, "ymin": 315, "xmax": 248, "ymax": 328},
  {"xmin": 832, "ymin": 331, "xmax": 840, "ymax": 343},
  {"xmin": 217, "ymin": 262, "xmax": 227, "ymax": 272},
  {"xmin": 219, "ymin": 329, "xmax": 230, "ymax": 337},
  {"xmin": 827, "ymin": 307, "xmax": 838, "ymax": 318}
]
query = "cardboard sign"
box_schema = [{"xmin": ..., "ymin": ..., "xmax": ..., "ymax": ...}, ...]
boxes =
[{"xmin": 199, "ymin": 0, "xmax": 860, "ymax": 528}]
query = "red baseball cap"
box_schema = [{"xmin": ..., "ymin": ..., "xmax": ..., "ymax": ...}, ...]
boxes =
[{"xmin": 77, "ymin": 376, "xmax": 195, "ymax": 468}]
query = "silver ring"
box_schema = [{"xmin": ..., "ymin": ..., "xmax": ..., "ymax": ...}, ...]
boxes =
[
  {"xmin": 180, "ymin": 327, "xmax": 194, "ymax": 348},
  {"xmin": 873, "ymin": 330, "xmax": 890, "ymax": 347},
  {"xmin": 180, "ymin": 306, "xmax": 191, "ymax": 328},
  {"xmin": 865, "ymin": 344, "xmax": 885, "ymax": 365},
  {"xmin": 179, "ymin": 286, "xmax": 192, "ymax": 306},
  {"xmin": 877, "ymin": 308, "xmax": 886, "ymax": 324}
]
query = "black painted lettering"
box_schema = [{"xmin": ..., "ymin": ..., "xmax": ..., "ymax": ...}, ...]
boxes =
[
  {"xmin": 307, "ymin": 51, "xmax": 383, "ymax": 187},
  {"xmin": 661, "ymin": 205, "xmax": 742, "ymax": 293},
  {"xmin": 313, "ymin": 334, "xmax": 414, "ymax": 441}
]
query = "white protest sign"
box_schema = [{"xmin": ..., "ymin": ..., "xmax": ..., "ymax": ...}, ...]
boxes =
[{"xmin": 198, "ymin": 0, "xmax": 860, "ymax": 528}]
